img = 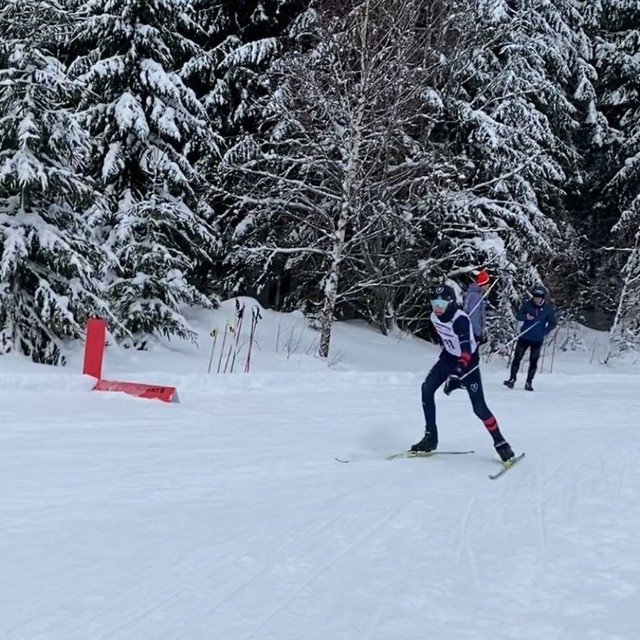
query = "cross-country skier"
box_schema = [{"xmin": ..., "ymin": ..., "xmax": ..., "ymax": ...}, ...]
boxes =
[
  {"xmin": 412, "ymin": 284, "xmax": 516, "ymax": 463},
  {"xmin": 504, "ymin": 284, "xmax": 557, "ymax": 391}
]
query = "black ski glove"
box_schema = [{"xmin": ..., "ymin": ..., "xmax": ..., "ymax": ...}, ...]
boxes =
[{"xmin": 444, "ymin": 374, "xmax": 462, "ymax": 396}]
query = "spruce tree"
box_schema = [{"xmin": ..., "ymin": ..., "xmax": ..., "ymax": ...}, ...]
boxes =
[
  {"xmin": 69, "ymin": 0, "xmax": 220, "ymax": 345},
  {"xmin": 586, "ymin": 0, "xmax": 640, "ymax": 329},
  {"xmin": 0, "ymin": 0, "xmax": 110, "ymax": 364},
  {"xmin": 426, "ymin": 0, "xmax": 597, "ymax": 337},
  {"xmin": 186, "ymin": 0, "xmax": 310, "ymax": 296},
  {"xmin": 189, "ymin": 0, "xmax": 310, "ymax": 135}
]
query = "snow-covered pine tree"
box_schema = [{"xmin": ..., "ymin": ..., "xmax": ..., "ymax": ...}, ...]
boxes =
[
  {"xmin": 592, "ymin": 0, "xmax": 640, "ymax": 207},
  {"xmin": 68, "ymin": 0, "xmax": 221, "ymax": 346},
  {"xmin": 184, "ymin": 0, "xmax": 310, "ymax": 295},
  {"xmin": 188, "ymin": 0, "xmax": 309, "ymax": 135},
  {"xmin": 219, "ymin": 0, "xmax": 452, "ymax": 354},
  {"xmin": 587, "ymin": 0, "xmax": 640, "ymax": 328},
  {"xmin": 0, "ymin": 0, "xmax": 110, "ymax": 364},
  {"xmin": 426, "ymin": 0, "xmax": 594, "ymax": 342}
]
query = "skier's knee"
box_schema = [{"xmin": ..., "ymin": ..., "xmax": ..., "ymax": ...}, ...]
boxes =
[
  {"xmin": 471, "ymin": 400, "xmax": 491, "ymax": 421},
  {"xmin": 421, "ymin": 379, "xmax": 438, "ymax": 398}
]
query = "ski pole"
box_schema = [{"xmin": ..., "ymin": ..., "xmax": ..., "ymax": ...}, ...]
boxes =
[
  {"xmin": 229, "ymin": 301, "xmax": 245, "ymax": 373},
  {"xmin": 460, "ymin": 364, "xmax": 480, "ymax": 381},
  {"xmin": 217, "ymin": 322, "xmax": 231, "ymax": 373},
  {"xmin": 466, "ymin": 276, "xmax": 500, "ymax": 319},
  {"xmin": 452, "ymin": 325, "xmax": 539, "ymax": 384},
  {"xmin": 223, "ymin": 328, "xmax": 235, "ymax": 373},
  {"xmin": 549, "ymin": 327, "xmax": 559, "ymax": 373},
  {"xmin": 503, "ymin": 321, "xmax": 540, "ymax": 349},
  {"xmin": 244, "ymin": 306, "xmax": 261, "ymax": 372},
  {"xmin": 505, "ymin": 322, "xmax": 540, "ymax": 372},
  {"xmin": 207, "ymin": 327, "xmax": 219, "ymax": 373}
]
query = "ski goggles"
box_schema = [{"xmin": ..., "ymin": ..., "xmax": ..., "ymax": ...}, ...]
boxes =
[{"xmin": 430, "ymin": 298, "xmax": 450, "ymax": 309}]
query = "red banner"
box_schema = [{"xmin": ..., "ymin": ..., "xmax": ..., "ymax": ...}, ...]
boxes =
[
  {"xmin": 93, "ymin": 379, "xmax": 179, "ymax": 403},
  {"xmin": 83, "ymin": 318, "xmax": 107, "ymax": 379}
]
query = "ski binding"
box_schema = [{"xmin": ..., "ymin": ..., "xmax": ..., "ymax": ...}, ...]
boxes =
[{"xmin": 489, "ymin": 452, "xmax": 525, "ymax": 479}]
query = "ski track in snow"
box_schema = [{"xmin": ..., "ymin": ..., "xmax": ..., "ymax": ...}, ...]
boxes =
[
  {"xmin": 238, "ymin": 506, "xmax": 403, "ymax": 640},
  {"xmin": 2, "ymin": 370, "xmax": 640, "ymax": 639}
]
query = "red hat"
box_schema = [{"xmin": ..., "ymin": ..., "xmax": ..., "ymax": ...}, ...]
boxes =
[{"xmin": 476, "ymin": 270, "xmax": 490, "ymax": 286}]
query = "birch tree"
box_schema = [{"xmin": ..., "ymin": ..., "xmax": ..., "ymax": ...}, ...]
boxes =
[
  {"xmin": 604, "ymin": 199, "xmax": 640, "ymax": 361},
  {"xmin": 219, "ymin": 0, "xmax": 453, "ymax": 354}
]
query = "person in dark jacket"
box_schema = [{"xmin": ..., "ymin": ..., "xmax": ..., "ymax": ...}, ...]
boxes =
[
  {"xmin": 463, "ymin": 269, "xmax": 489, "ymax": 343},
  {"xmin": 412, "ymin": 284, "xmax": 516, "ymax": 463},
  {"xmin": 504, "ymin": 284, "xmax": 557, "ymax": 391}
]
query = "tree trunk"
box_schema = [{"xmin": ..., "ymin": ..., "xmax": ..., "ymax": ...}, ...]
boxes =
[
  {"xmin": 319, "ymin": 257, "xmax": 340, "ymax": 357},
  {"xmin": 604, "ymin": 232, "xmax": 640, "ymax": 364},
  {"xmin": 318, "ymin": 0, "xmax": 371, "ymax": 358}
]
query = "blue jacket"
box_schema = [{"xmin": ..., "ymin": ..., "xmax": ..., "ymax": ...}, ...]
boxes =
[
  {"xmin": 462, "ymin": 284, "xmax": 486, "ymax": 337},
  {"xmin": 516, "ymin": 299, "xmax": 557, "ymax": 344}
]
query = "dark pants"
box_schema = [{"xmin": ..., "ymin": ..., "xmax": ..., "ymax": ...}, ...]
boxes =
[
  {"xmin": 421, "ymin": 351, "xmax": 493, "ymax": 436},
  {"xmin": 509, "ymin": 338, "xmax": 542, "ymax": 382}
]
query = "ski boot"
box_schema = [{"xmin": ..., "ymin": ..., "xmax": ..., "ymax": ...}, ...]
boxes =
[
  {"xmin": 524, "ymin": 381, "xmax": 534, "ymax": 391},
  {"xmin": 410, "ymin": 431, "xmax": 438, "ymax": 453},
  {"xmin": 494, "ymin": 440, "xmax": 515, "ymax": 463},
  {"xmin": 503, "ymin": 379, "xmax": 515, "ymax": 389}
]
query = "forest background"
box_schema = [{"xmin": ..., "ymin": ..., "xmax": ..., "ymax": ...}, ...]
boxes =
[{"xmin": 0, "ymin": 0, "xmax": 638, "ymax": 364}]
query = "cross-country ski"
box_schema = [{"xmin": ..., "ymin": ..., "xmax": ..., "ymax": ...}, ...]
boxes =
[
  {"xmin": 488, "ymin": 452, "xmax": 526, "ymax": 479},
  {"xmin": 335, "ymin": 450, "xmax": 474, "ymax": 463}
]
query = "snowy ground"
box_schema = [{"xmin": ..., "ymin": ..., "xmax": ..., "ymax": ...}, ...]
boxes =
[{"xmin": 1, "ymin": 298, "xmax": 639, "ymax": 639}]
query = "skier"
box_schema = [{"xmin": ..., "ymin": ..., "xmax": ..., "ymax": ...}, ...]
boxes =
[
  {"xmin": 412, "ymin": 284, "xmax": 516, "ymax": 463},
  {"xmin": 504, "ymin": 284, "xmax": 557, "ymax": 391},
  {"xmin": 463, "ymin": 269, "xmax": 489, "ymax": 344}
]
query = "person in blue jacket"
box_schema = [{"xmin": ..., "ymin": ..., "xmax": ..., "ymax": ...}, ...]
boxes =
[{"xmin": 504, "ymin": 284, "xmax": 557, "ymax": 391}]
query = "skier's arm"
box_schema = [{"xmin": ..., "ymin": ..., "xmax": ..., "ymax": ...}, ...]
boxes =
[
  {"xmin": 515, "ymin": 302, "xmax": 529, "ymax": 322},
  {"xmin": 427, "ymin": 319, "xmax": 443, "ymax": 349},
  {"xmin": 462, "ymin": 289, "xmax": 478, "ymax": 315},
  {"xmin": 544, "ymin": 307, "xmax": 557, "ymax": 335},
  {"xmin": 463, "ymin": 289, "xmax": 484, "ymax": 336},
  {"xmin": 452, "ymin": 315, "xmax": 472, "ymax": 372}
]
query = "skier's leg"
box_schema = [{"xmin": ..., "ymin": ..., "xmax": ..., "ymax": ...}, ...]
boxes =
[
  {"xmin": 527, "ymin": 343, "xmax": 542, "ymax": 384},
  {"xmin": 508, "ymin": 339, "xmax": 528, "ymax": 381},
  {"xmin": 464, "ymin": 364, "xmax": 511, "ymax": 451},
  {"xmin": 415, "ymin": 359, "xmax": 451, "ymax": 450}
]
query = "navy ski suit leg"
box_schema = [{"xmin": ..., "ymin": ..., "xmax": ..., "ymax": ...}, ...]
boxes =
[
  {"xmin": 461, "ymin": 360, "xmax": 492, "ymax": 421},
  {"xmin": 421, "ymin": 358, "xmax": 452, "ymax": 433},
  {"xmin": 462, "ymin": 353, "xmax": 503, "ymax": 442}
]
